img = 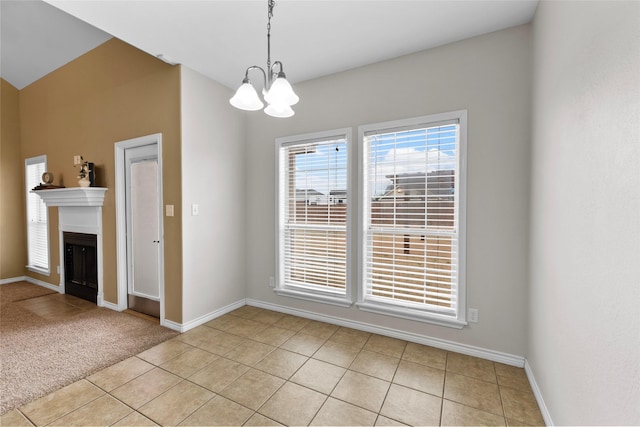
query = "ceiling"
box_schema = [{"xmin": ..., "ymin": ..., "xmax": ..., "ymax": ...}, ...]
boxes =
[{"xmin": 1, "ymin": 0, "xmax": 539, "ymax": 91}]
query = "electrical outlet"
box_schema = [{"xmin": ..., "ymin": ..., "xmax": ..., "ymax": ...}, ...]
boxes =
[
  {"xmin": 269, "ymin": 276, "xmax": 275, "ymax": 288},
  {"xmin": 468, "ymin": 308, "xmax": 479, "ymax": 323}
]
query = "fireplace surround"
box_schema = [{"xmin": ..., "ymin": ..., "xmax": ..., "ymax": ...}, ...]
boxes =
[{"xmin": 33, "ymin": 187, "xmax": 107, "ymax": 305}]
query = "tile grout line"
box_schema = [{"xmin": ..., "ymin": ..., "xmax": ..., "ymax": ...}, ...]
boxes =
[
  {"xmin": 493, "ymin": 361, "xmax": 510, "ymax": 424},
  {"xmin": 439, "ymin": 351, "xmax": 450, "ymax": 426},
  {"xmin": 37, "ymin": 384, "xmax": 111, "ymax": 427},
  {"xmin": 132, "ymin": 378, "xmax": 216, "ymax": 427},
  {"xmin": 287, "ymin": 324, "xmax": 337, "ymax": 426}
]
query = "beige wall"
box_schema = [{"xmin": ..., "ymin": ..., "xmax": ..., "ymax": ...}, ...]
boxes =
[
  {"xmin": 0, "ymin": 79, "xmax": 27, "ymax": 280},
  {"xmin": 18, "ymin": 39, "xmax": 183, "ymax": 322},
  {"xmin": 180, "ymin": 67, "xmax": 247, "ymax": 324},
  {"xmin": 529, "ymin": 1, "xmax": 640, "ymax": 424},
  {"xmin": 245, "ymin": 25, "xmax": 532, "ymax": 356}
]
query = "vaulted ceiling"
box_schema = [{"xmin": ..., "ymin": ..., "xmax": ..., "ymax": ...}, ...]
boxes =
[{"xmin": 1, "ymin": 0, "xmax": 538, "ymax": 91}]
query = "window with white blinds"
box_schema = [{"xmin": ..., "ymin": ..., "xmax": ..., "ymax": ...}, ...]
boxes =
[
  {"xmin": 25, "ymin": 155, "xmax": 50, "ymax": 274},
  {"xmin": 359, "ymin": 111, "xmax": 467, "ymax": 327},
  {"xmin": 276, "ymin": 129, "xmax": 352, "ymax": 306}
]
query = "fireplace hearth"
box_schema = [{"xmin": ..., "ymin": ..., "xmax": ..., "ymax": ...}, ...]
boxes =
[{"xmin": 64, "ymin": 232, "xmax": 98, "ymax": 303}]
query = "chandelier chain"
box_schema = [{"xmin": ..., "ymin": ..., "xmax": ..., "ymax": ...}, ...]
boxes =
[
  {"xmin": 266, "ymin": 0, "xmax": 275, "ymax": 75},
  {"xmin": 268, "ymin": 0, "xmax": 275, "ymax": 29}
]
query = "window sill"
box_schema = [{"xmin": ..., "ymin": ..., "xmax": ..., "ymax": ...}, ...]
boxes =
[
  {"xmin": 26, "ymin": 265, "xmax": 50, "ymax": 276},
  {"xmin": 356, "ymin": 301, "xmax": 466, "ymax": 329},
  {"xmin": 275, "ymin": 288, "xmax": 353, "ymax": 308}
]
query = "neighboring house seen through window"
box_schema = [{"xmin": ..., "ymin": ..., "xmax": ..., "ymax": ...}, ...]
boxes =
[
  {"xmin": 25, "ymin": 155, "xmax": 50, "ymax": 274},
  {"xmin": 276, "ymin": 129, "xmax": 352, "ymax": 307}
]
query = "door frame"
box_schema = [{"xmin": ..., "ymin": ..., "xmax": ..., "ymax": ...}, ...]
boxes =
[{"xmin": 114, "ymin": 133, "xmax": 165, "ymax": 323}]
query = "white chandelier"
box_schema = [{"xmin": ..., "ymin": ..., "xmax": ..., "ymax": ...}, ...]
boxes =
[{"xmin": 229, "ymin": 0, "xmax": 299, "ymax": 118}]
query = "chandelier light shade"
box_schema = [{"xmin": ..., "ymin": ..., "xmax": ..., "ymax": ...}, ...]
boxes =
[
  {"xmin": 264, "ymin": 103, "xmax": 295, "ymax": 118},
  {"xmin": 229, "ymin": 78, "xmax": 264, "ymax": 111},
  {"xmin": 264, "ymin": 73, "xmax": 299, "ymax": 106},
  {"xmin": 229, "ymin": 0, "xmax": 299, "ymax": 118}
]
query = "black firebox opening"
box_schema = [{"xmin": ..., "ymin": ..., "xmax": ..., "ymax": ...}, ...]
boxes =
[{"xmin": 64, "ymin": 232, "xmax": 98, "ymax": 303}]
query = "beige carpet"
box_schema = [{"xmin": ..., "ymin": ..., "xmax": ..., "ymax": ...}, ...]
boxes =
[{"xmin": 0, "ymin": 282, "xmax": 178, "ymax": 415}]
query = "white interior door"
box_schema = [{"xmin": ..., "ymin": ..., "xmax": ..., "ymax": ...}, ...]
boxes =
[{"xmin": 125, "ymin": 144, "xmax": 160, "ymax": 301}]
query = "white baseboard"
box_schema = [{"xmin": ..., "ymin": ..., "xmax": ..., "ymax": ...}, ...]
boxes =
[
  {"xmin": 524, "ymin": 359, "xmax": 553, "ymax": 426},
  {"xmin": 161, "ymin": 299, "xmax": 247, "ymax": 333},
  {"xmin": 96, "ymin": 296, "xmax": 245, "ymax": 333},
  {"xmin": 247, "ymin": 299, "xmax": 525, "ymax": 367},
  {"xmin": 24, "ymin": 276, "xmax": 62, "ymax": 293},
  {"xmin": 161, "ymin": 318, "xmax": 183, "ymax": 332},
  {"xmin": 99, "ymin": 297, "xmax": 122, "ymax": 312},
  {"xmin": 0, "ymin": 276, "xmax": 27, "ymax": 285}
]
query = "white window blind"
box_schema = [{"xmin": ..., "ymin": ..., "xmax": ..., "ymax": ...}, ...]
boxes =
[
  {"xmin": 25, "ymin": 155, "xmax": 49, "ymax": 273},
  {"xmin": 360, "ymin": 112, "xmax": 466, "ymax": 325},
  {"xmin": 277, "ymin": 130, "xmax": 351, "ymax": 304}
]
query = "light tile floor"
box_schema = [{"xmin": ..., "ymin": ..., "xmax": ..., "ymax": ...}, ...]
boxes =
[{"xmin": 1, "ymin": 306, "xmax": 545, "ymax": 426}]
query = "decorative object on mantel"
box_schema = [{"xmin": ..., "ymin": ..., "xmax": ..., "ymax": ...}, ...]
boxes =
[
  {"xmin": 32, "ymin": 172, "xmax": 65, "ymax": 190},
  {"xmin": 42, "ymin": 171, "xmax": 54, "ymax": 184},
  {"xmin": 229, "ymin": 0, "xmax": 299, "ymax": 118},
  {"xmin": 74, "ymin": 155, "xmax": 95, "ymax": 187}
]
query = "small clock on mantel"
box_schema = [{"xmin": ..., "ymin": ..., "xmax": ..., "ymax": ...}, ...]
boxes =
[
  {"xmin": 42, "ymin": 172, "xmax": 54, "ymax": 185},
  {"xmin": 34, "ymin": 172, "xmax": 64, "ymax": 190}
]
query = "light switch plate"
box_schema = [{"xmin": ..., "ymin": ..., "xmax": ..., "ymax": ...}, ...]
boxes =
[{"xmin": 166, "ymin": 205, "xmax": 174, "ymax": 217}]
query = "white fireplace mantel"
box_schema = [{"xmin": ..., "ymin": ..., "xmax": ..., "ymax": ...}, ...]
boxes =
[
  {"xmin": 32, "ymin": 187, "xmax": 107, "ymax": 207},
  {"xmin": 33, "ymin": 187, "xmax": 107, "ymax": 307}
]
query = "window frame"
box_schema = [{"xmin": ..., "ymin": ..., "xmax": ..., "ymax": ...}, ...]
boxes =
[
  {"xmin": 275, "ymin": 128, "xmax": 353, "ymax": 307},
  {"xmin": 357, "ymin": 111, "xmax": 467, "ymax": 328},
  {"xmin": 25, "ymin": 155, "xmax": 50, "ymax": 275}
]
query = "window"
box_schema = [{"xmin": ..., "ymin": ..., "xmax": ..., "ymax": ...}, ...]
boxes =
[
  {"xmin": 358, "ymin": 111, "xmax": 467, "ymax": 328},
  {"xmin": 276, "ymin": 129, "xmax": 352, "ymax": 306},
  {"xmin": 25, "ymin": 155, "xmax": 50, "ymax": 274}
]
